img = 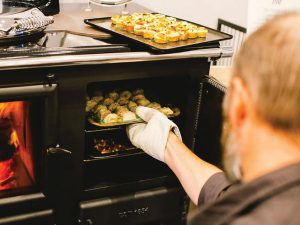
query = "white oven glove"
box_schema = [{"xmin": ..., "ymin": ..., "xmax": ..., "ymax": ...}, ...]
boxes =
[{"xmin": 126, "ymin": 106, "xmax": 182, "ymax": 162}]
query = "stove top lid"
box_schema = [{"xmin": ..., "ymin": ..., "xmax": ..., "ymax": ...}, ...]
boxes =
[{"xmin": 0, "ymin": 31, "xmax": 131, "ymax": 57}]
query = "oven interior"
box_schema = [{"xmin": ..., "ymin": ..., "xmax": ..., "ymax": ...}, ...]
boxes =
[
  {"xmin": 83, "ymin": 76, "xmax": 192, "ymax": 192},
  {"xmin": 0, "ymin": 99, "xmax": 43, "ymax": 198}
]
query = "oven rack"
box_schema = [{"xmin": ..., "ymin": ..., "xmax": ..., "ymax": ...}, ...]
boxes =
[
  {"xmin": 85, "ymin": 126, "xmax": 123, "ymax": 133},
  {"xmin": 84, "ymin": 148, "xmax": 144, "ymax": 162}
]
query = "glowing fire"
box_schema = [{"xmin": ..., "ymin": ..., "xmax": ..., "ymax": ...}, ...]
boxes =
[
  {"xmin": 0, "ymin": 102, "xmax": 23, "ymax": 191},
  {"xmin": 9, "ymin": 130, "xmax": 19, "ymax": 149},
  {"xmin": 0, "ymin": 159, "xmax": 16, "ymax": 190}
]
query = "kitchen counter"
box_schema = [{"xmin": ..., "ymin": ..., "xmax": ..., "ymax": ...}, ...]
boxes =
[{"xmin": 210, "ymin": 66, "xmax": 232, "ymax": 87}]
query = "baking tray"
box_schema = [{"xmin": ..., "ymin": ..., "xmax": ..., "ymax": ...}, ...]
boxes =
[
  {"xmin": 84, "ymin": 16, "xmax": 232, "ymax": 53},
  {"xmin": 88, "ymin": 107, "xmax": 180, "ymax": 127},
  {"xmin": 88, "ymin": 148, "xmax": 142, "ymax": 159}
]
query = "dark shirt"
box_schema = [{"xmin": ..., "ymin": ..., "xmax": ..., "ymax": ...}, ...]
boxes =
[{"xmin": 188, "ymin": 163, "xmax": 300, "ymax": 225}]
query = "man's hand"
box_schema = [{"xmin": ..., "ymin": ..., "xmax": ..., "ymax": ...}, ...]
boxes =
[{"xmin": 126, "ymin": 106, "xmax": 182, "ymax": 162}]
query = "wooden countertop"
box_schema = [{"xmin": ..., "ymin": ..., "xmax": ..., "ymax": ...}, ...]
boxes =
[
  {"xmin": 46, "ymin": 3, "xmax": 151, "ymax": 38},
  {"xmin": 46, "ymin": 11, "xmax": 112, "ymax": 38},
  {"xmin": 210, "ymin": 66, "xmax": 232, "ymax": 87}
]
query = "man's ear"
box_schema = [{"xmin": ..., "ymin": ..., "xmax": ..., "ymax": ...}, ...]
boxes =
[{"xmin": 227, "ymin": 77, "xmax": 254, "ymax": 138}]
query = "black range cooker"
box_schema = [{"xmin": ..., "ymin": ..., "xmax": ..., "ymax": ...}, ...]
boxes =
[{"xmin": 0, "ymin": 28, "xmax": 230, "ymax": 225}]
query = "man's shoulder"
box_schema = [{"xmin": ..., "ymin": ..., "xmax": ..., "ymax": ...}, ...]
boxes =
[{"xmin": 231, "ymin": 185, "xmax": 300, "ymax": 225}]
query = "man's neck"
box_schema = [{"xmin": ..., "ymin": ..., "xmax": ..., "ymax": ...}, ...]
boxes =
[{"xmin": 241, "ymin": 124, "xmax": 300, "ymax": 183}]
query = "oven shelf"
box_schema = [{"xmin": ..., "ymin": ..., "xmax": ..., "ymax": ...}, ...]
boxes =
[
  {"xmin": 85, "ymin": 126, "xmax": 123, "ymax": 133},
  {"xmin": 84, "ymin": 148, "xmax": 144, "ymax": 162}
]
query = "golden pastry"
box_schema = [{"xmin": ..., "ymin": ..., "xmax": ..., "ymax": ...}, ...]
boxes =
[
  {"xmin": 108, "ymin": 91, "xmax": 119, "ymax": 101},
  {"xmin": 103, "ymin": 98, "xmax": 114, "ymax": 106},
  {"xmin": 91, "ymin": 96, "xmax": 103, "ymax": 103},
  {"xmin": 187, "ymin": 29, "xmax": 198, "ymax": 39},
  {"xmin": 132, "ymin": 89, "xmax": 144, "ymax": 95},
  {"xmin": 197, "ymin": 27, "xmax": 208, "ymax": 38},
  {"xmin": 132, "ymin": 94, "xmax": 145, "ymax": 101},
  {"xmin": 120, "ymin": 91, "xmax": 132, "ymax": 100},
  {"xmin": 103, "ymin": 113, "xmax": 121, "ymax": 123},
  {"xmin": 137, "ymin": 98, "xmax": 150, "ymax": 106},
  {"xmin": 108, "ymin": 103, "xmax": 120, "ymax": 112},
  {"xmin": 154, "ymin": 32, "xmax": 168, "ymax": 44},
  {"xmin": 143, "ymin": 30, "xmax": 156, "ymax": 39},
  {"xmin": 166, "ymin": 31, "xmax": 180, "ymax": 42}
]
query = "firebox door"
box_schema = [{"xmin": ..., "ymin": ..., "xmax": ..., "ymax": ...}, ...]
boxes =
[{"xmin": 0, "ymin": 83, "xmax": 58, "ymax": 224}]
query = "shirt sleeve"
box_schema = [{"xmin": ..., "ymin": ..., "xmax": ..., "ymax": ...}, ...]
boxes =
[{"xmin": 197, "ymin": 172, "xmax": 232, "ymax": 206}]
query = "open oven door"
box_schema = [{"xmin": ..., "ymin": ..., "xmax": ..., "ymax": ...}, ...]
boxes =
[{"xmin": 193, "ymin": 75, "xmax": 227, "ymax": 168}]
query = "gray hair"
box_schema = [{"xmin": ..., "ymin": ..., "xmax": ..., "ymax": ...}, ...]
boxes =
[{"xmin": 233, "ymin": 13, "xmax": 300, "ymax": 135}]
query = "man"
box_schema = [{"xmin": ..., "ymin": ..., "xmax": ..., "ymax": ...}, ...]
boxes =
[{"xmin": 127, "ymin": 12, "xmax": 300, "ymax": 225}]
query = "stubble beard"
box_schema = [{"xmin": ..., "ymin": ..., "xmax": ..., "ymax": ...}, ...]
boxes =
[{"xmin": 221, "ymin": 97, "xmax": 243, "ymax": 183}]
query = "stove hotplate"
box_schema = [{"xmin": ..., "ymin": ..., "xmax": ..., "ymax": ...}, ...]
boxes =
[{"xmin": 0, "ymin": 31, "xmax": 130, "ymax": 57}]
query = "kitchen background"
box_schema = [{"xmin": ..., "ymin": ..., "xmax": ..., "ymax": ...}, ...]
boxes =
[{"xmin": 60, "ymin": 0, "xmax": 248, "ymax": 29}]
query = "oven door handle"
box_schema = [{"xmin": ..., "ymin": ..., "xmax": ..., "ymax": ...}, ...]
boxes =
[
  {"xmin": 0, "ymin": 84, "xmax": 57, "ymax": 100},
  {"xmin": 45, "ymin": 147, "xmax": 72, "ymax": 197},
  {"xmin": 47, "ymin": 147, "xmax": 72, "ymax": 157}
]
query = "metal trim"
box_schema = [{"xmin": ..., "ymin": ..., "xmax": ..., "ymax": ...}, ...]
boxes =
[
  {"xmin": 0, "ymin": 47, "xmax": 233, "ymax": 71},
  {"xmin": 0, "ymin": 84, "xmax": 57, "ymax": 99}
]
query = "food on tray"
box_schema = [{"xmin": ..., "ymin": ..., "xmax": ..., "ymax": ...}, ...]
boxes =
[
  {"xmin": 85, "ymin": 100, "xmax": 98, "ymax": 112},
  {"xmin": 159, "ymin": 107, "xmax": 174, "ymax": 116},
  {"xmin": 103, "ymin": 97, "xmax": 114, "ymax": 106},
  {"xmin": 103, "ymin": 113, "xmax": 121, "ymax": 123},
  {"xmin": 116, "ymin": 105, "xmax": 129, "ymax": 115},
  {"xmin": 110, "ymin": 13, "xmax": 208, "ymax": 44},
  {"xmin": 87, "ymin": 88, "xmax": 181, "ymax": 126},
  {"xmin": 95, "ymin": 104, "xmax": 108, "ymax": 113},
  {"xmin": 108, "ymin": 102, "xmax": 119, "ymax": 111},
  {"xmin": 136, "ymin": 98, "xmax": 150, "ymax": 106},
  {"xmin": 93, "ymin": 138, "xmax": 134, "ymax": 155},
  {"xmin": 108, "ymin": 91, "xmax": 119, "ymax": 100},
  {"xmin": 122, "ymin": 111, "xmax": 137, "ymax": 121},
  {"xmin": 117, "ymin": 97, "xmax": 129, "ymax": 106},
  {"xmin": 154, "ymin": 32, "xmax": 168, "ymax": 44},
  {"xmin": 99, "ymin": 109, "xmax": 111, "ymax": 121},
  {"xmin": 91, "ymin": 96, "xmax": 104, "ymax": 103},
  {"xmin": 120, "ymin": 90, "xmax": 132, "ymax": 99},
  {"xmin": 132, "ymin": 89, "xmax": 144, "ymax": 95},
  {"xmin": 128, "ymin": 101, "xmax": 137, "ymax": 112},
  {"xmin": 132, "ymin": 94, "xmax": 145, "ymax": 101},
  {"xmin": 148, "ymin": 102, "xmax": 161, "ymax": 110}
]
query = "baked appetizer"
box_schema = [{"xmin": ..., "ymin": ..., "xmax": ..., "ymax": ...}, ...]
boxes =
[
  {"xmin": 87, "ymin": 88, "xmax": 180, "ymax": 125},
  {"xmin": 154, "ymin": 32, "xmax": 168, "ymax": 44},
  {"xmin": 103, "ymin": 113, "xmax": 121, "ymax": 123},
  {"xmin": 110, "ymin": 13, "xmax": 208, "ymax": 44}
]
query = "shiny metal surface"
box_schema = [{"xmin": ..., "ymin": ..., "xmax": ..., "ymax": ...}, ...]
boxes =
[{"xmin": 0, "ymin": 46, "xmax": 233, "ymax": 71}]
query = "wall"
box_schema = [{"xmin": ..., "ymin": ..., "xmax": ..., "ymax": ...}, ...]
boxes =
[
  {"xmin": 60, "ymin": 0, "xmax": 248, "ymax": 29},
  {"xmin": 137, "ymin": 0, "xmax": 248, "ymax": 29}
]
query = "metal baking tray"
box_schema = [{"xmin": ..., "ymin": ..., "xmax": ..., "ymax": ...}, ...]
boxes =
[
  {"xmin": 88, "ymin": 107, "xmax": 180, "ymax": 127},
  {"xmin": 84, "ymin": 16, "xmax": 233, "ymax": 53}
]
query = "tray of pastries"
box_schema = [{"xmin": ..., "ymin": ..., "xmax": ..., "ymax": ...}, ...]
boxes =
[
  {"xmin": 86, "ymin": 89, "xmax": 180, "ymax": 127},
  {"xmin": 84, "ymin": 13, "xmax": 232, "ymax": 52}
]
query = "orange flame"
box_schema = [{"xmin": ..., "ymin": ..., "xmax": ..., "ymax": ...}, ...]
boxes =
[
  {"xmin": 0, "ymin": 101, "xmax": 35, "ymax": 190},
  {"xmin": 0, "ymin": 102, "xmax": 22, "ymax": 149},
  {"xmin": 0, "ymin": 158, "xmax": 15, "ymax": 190},
  {"xmin": 0, "ymin": 102, "xmax": 23, "ymax": 190},
  {"xmin": 9, "ymin": 130, "xmax": 19, "ymax": 149}
]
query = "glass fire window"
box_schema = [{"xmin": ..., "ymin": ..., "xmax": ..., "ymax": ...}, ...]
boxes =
[{"xmin": 0, "ymin": 101, "xmax": 35, "ymax": 192}]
